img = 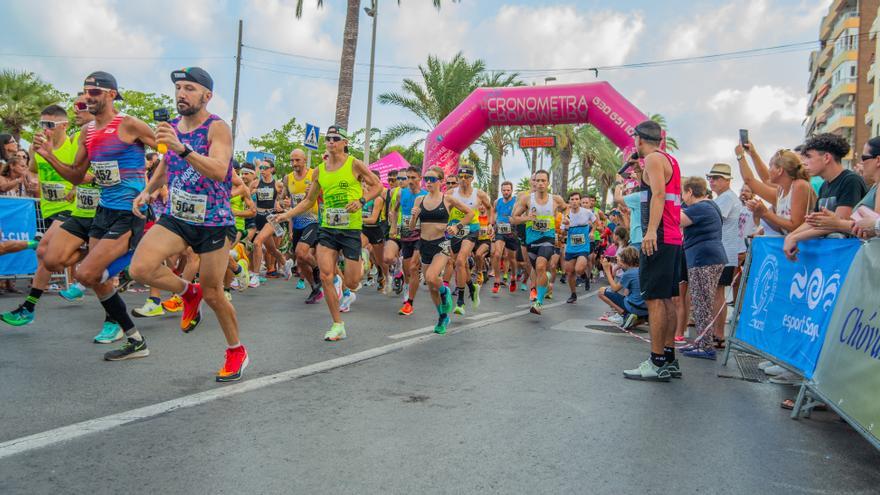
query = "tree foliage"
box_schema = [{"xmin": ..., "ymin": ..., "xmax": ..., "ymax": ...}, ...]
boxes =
[
  {"xmin": 0, "ymin": 70, "xmax": 68, "ymax": 142},
  {"xmin": 116, "ymin": 89, "xmax": 174, "ymax": 125}
]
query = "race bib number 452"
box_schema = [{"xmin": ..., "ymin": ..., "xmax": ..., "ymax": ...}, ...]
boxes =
[
  {"xmin": 171, "ymin": 189, "xmax": 208, "ymax": 224},
  {"xmin": 91, "ymin": 161, "xmax": 121, "ymax": 187}
]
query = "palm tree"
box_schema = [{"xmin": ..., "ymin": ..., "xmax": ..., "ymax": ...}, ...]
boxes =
[
  {"xmin": 377, "ymin": 51, "xmax": 486, "ymax": 148},
  {"xmin": 476, "ymin": 71, "xmax": 522, "ymax": 199},
  {"xmin": 545, "ymin": 125, "xmax": 576, "ymax": 198},
  {"xmin": 0, "ymin": 70, "xmax": 66, "ymax": 142},
  {"xmin": 649, "ymin": 113, "xmax": 678, "ymax": 151},
  {"xmin": 295, "ymin": 0, "xmax": 458, "ymax": 129}
]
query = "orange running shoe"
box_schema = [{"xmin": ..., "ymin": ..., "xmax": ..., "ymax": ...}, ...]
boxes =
[
  {"xmin": 492, "ymin": 283, "xmax": 500, "ymax": 294},
  {"xmin": 161, "ymin": 295, "xmax": 183, "ymax": 313},
  {"xmin": 509, "ymin": 280, "xmax": 517, "ymax": 293},
  {"xmin": 398, "ymin": 300, "xmax": 414, "ymax": 316},
  {"xmin": 180, "ymin": 283, "xmax": 203, "ymax": 333},
  {"xmin": 216, "ymin": 345, "xmax": 249, "ymax": 382},
  {"xmin": 529, "ymin": 287, "xmax": 537, "ymax": 302}
]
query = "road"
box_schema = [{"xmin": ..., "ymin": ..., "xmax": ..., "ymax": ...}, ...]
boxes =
[{"xmin": 0, "ymin": 277, "xmax": 877, "ymax": 494}]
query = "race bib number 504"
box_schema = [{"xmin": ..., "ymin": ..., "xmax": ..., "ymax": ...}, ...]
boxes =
[{"xmin": 171, "ymin": 189, "xmax": 208, "ymax": 224}]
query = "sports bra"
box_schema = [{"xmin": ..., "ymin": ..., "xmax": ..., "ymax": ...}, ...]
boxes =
[{"xmin": 418, "ymin": 195, "xmax": 449, "ymax": 224}]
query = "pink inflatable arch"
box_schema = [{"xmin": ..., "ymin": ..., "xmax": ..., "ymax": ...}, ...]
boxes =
[{"xmin": 423, "ymin": 81, "xmax": 649, "ymax": 178}]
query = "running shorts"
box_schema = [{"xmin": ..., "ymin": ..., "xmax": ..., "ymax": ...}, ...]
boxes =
[
  {"xmin": 639, "ymin": 242, "xmax": 683, "ymax": 300},
  {"xmin": 318, "ymin": 227, "xmax": 362, "ymax": 261},
  {"xmin": 419, "ymin": 237, "xmax": 451, "ymax": 265},
  {"xmin": 157, "ymin": 215, "xmax": 229, "ymax": 254}
]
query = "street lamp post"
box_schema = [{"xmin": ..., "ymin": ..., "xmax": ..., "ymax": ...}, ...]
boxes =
[{"xmin": 363, "ymin": 0, "xmax": 378, "ymax": 167}]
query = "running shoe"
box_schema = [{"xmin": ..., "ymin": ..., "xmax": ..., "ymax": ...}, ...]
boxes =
[
  {"xmin": 674, "ymin": 335, "xmax": 687, "ymax": 345},
  {"xmin": 216, "ymin": 345, "xmax": 249, "ymax": 382},
  {"xmin": 678, "ymin": 342, "xmax": 699, "ymax": 352},
  {"xmin": 117, "ymin": 269, "xmax": 135, "ymax": 293},
  {"xmin": 529, "ymin": 287, "xmax": 537, "ymax": 302},
  {"xmin": 103, "ymin": 336, "xmax": 149, "ymax": 361},
  {"xmin": 339, "ymin": 291, "xmax": 356, "ymax": 313},
  {"xmin": 392, "ymin": 273, "xmax": 404, "ymax": 295},
  {"xmin": 453, "ymin": 304, "xmax": 465, "ymax": 316},
  {"xmin": 248, "ymin": 273, "xmax": 260, "ymax": 288},
  {"xmin": 440, "ymin": 289, "xmax": 454, "ymax": 315},
  {"xmin": 566, "ymin": 293, "xmax": 577, "ymax": 304},
  {"xmin": 434, "ymin": 313, "xmax": 450, "ymax": 335},
  {"xmin": 476, "ymin": 272, "xmax": 484, "ymax": 285},
  {"xmin": 622, "ymin": 313, "xmax": 640, "ymax": 329},
  {"xmin": 682, "ymin": 347, "xmax": 717, "ymax": 360},
  {"xmin": 509, "ymin": 280, "xmax": 517, "ymax": 293},
  {"xmin": 666, "ymin": 359, "xmax": 683, "ymax": 379},
  {"xmin": 529, "ymin": 301, "xmax": 543, "ymax": 315},
  {"xmin": 224, "ymin": 290, "xmax": 232, "ymax": 302},
  {"xmin": 59, "ymin": 283, "xmax": 85, "ymax": 302},
  {"xmin": 180, "ymin": 283, "xmax": 203, "ymax": 333},
  {"xmin": 623, "ymin": 360, "xmax": 672, "ymax": 382},
  {"xmin": 376, "ymin": 276, "xmax": 386, "ymax": 293},
  {"xmin": 546, "ymin": 283, "xmax": 553, "ymax": 300},
  {"xmin": 131, "ymin": 299, "xmax": 165, "ymax": 318},
  {"xmin": 607, "ymin": 313, "xmax": 624, "ymax": 326},
  {"xmin": 93, "ymin": 321, "xmax": 123, "ymax": 344},
  {"xmin": 470, "ymin": 284, "xmax": 480, "ymax": 310},
  {"xmin": 399, "ymin": 301, "xmax": 414, "ymax": 316},
  {"xmin": 492, "ymin": 283, "xmax": 500, "ymax": 294},
  {"xmin": 305, "ymin": 286, "xmax": 324, "ymax": 304},
  {"xmin": 382, "ymin": 275, "xmax": 392, "ymax": 295},
  {"xmin": 1, "ymin": 305, "xmax": 35, "ymax": 326},
  {"xmin": 259, "ymin": 275, "xmax": 267, "ymax": 284},
  {"xmin": 283, "ymin": 259, "xmax": 295, "ymax": 280},
  {"xmin": 162, "ymin": 295, "xmax": 183, "ymax": 313},
  {"xmin": 235, "ymin": 260, "xmax": 249, "ymax": 290},
  {"xmin": 231, "ymin": 279, "xmax": 241, "ymax": 291},
  {"xmin": 324, "ymin": 322, "xmax": 347, "ymax": 341},
  {"xmin": 333, "ymin": 275, "xmax": 343, "ymax": 300},
  {"xmin": 296, "ymin": 278, "xmax": 306, "ymax": 290},
  {"xmin": 266, "ymin": 271, "xmax": 282, "ymax": 279},
  {"xmin": 520, "ymin": 283, "xmax": 527, "ymax": 292}
]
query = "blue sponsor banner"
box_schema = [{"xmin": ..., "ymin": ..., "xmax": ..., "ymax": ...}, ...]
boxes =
[
  {"xmin": 736, "ymin": 236, "xmax": 861, "ymax": 378},
  {"xmin": 0, "ymin": 198, "xmax": 38, "ymax": 276},
  {"xmin": 245, "ymin": 151, "xmax": 276, "ymax": 165}
]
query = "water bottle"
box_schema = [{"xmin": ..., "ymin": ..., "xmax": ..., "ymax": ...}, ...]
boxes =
[{"xmin": 268, "ymin": 215, "xmax": 285, "ymax": 237}]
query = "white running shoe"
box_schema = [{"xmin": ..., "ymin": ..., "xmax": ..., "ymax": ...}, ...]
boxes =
[
  {"xmin": 340, "ymin": 291, "xmax": 357, "ymax": 313},
  {"xmin": 236, "ymin": 260, "xmax": 249, "ymax": 290},
  {"xmin": 248, "ymin": 273, "xmax": 260, "ymax": 288},
  {"xmin": 283, "ymin": 259, "xmax": 295, "ymax": 280}
]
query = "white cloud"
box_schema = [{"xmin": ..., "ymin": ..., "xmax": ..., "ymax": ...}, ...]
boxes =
[
  {"xmin": 708, "ymin": 85, "xmax": 807, "ymax": 127},
  {"xmin": 386, "ymin": 1, "xmax": 472, "ymax": 63},
  {"xmin": 244, "ymin": 0, "xmax": 338, "ymax": 59}
]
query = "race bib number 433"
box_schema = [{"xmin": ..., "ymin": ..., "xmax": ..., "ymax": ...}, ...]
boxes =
[
  {"xmin": 171, "ymin": 189, "xmax": 208, "ymax": 224},
  {"xmin": 91, "ymin": 161, "xmax": 121, "ymax": 187}
]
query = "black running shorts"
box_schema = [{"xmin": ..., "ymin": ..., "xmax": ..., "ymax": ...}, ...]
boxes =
[
  {"xmin": 157, "ymin": 215, "xmax": 229, "ymax": 254},
  {"xmin": 639, "ymin": 242, "xmax": 683, "ymax": 300}
]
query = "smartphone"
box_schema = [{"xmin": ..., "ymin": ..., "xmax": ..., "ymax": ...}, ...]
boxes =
[
  {"xmin": 153, "ymin": 108, "xmax": 170, "ymax": 123},
  {"xmin": 739, "ymin": 129, "xmax": 749, "ymax": 147},
  {"xmin": 854, "ymin": 205, "xmax": 880, "ymax": 222}
]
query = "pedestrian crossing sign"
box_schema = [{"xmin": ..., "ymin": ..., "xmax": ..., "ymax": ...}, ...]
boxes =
[{"xmin": 304, "ymin": 123, "xmax": 320, "ymax": 150}]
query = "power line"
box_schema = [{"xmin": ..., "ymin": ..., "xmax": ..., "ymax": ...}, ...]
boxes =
[
  {"xmin": 0, "ymin": 52, "xmax": 232, "ymax": 61},
  {"xmin": 241, "ymin": 62, "xmax": 402, "ymax": 84}
]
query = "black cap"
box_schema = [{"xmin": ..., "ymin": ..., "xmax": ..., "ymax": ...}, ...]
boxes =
[
  {"xmin": 84, "ymin": 71, "xmax": 123, "ymax": 100},
  {"xmin": 634, "ymin": 120, "xmax": 662, "ymax": 141},
  {"xmin": 170, "ymin": 67, "xmax": 214, "ymax": 91},
  {"xmin": 241, "ymin": 162, "xmax": 256, "ymax": 172},
  {"xmin": 231, "ymin": 159, "xmax": 241, "ymax": 171},
  {"xmin": 325, "ymin": 125, "xmax": 348, "ymax": 140}
]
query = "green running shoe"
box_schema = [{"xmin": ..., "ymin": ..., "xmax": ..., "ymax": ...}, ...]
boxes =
[
  {"xmin": 131, "ymin": 299, "xmax": 165, "ymax": 318},
  {"xmin": 439, "ymin": 289, "xmax": 454, "ymax": 315},
  {"xmin": 324, "ymin": 322, "xmax": 347, "ymax": 341},
  {"xmin": 470, "ymin": 284, "xmax": 481, "ymax": 310},
  {"xmin": 434, "ymin": 314, "xmax": 450, "ymax": 335},
  {"xmin": 104, "ymin": 337, "xmax": 149, "ymax": 361},
  {"xmin": 93, "ymin": 321, "xmax": 123, "ymax": 344},
  {"xmin": 453, "ymin": 304, "xmax": 465, "ymax": 316},
  {"xmin": 1, "ymin": 305, "xmax": 35, "ymax": 326}
]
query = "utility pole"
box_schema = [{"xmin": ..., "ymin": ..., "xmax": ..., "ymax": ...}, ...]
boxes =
[
  {"xmin": 231, "ymin": 19, "xmax": 243, "ymax": 149},
  {"xmin": 363, "ymin": 0, "xmax": 378, "ymax": 166}
]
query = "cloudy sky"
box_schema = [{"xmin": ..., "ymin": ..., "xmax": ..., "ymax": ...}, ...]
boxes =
[{"xmin": 2, "ymin": 0, "xmax": 831, "ymax": 187}]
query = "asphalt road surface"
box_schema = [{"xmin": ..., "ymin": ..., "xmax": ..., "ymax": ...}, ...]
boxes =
[{"xmin": 0, "ymin": 278, "xmax": 878, "ymax": 494}]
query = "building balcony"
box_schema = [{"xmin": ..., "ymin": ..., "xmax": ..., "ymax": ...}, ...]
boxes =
[
  {"xmin": 830, "ymin": 49, "xmax": 857, "ymax": 72},
  {"xmin": 825, "ymin": 113, "xmax": 854, "ymax": 133},
  {"xmin": 830, "ymin": 13, "xmax": 860, "ymax": 40}
]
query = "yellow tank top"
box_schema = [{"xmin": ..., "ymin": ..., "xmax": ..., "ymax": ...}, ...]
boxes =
[
  {"xmin": 286, "ymin": 168, "xmax": 318, "ymax": 216},
  {"xmin": 317, "ymin": 156, "xmax": 362, "ymax": 230}
]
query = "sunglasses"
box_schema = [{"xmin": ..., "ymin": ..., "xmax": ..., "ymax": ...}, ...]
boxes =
[
  {"xmin": 424, "ymin": 176, "xmax": 440, "ymax": 183},
  {"xmin": 387, "ymin": 177, "xmax": 397, "ymax": 181},
  {"xmin": 860, "ymin": 154, "xmax": 879, "ymax": 162},
  {"xmin": 706, "ymin": 175, "xmax": 726, "ymax": 180},
  {"xmin": 458, "ymin": 173, "xmax": 473, "ymax": 178},
  {"xmin": 84, "ymin": 88, "xmax": 111, "ymax": 97},
  {"xmin": 39, "ymin": 120, "xmax": 65, "ymax": 129},
  {"xmin": 446, "ymin": 181, "xmax": 457, "ymax": 185},
  {"xmin": 259, "ymin": 166, "xmax": 270, "ymax": 170},
  {"xmin": 74, "ymin": 102, "xmax": 88, "ymax": 112},
  {"xmin": 325, "ymin": 136, "xmax": 343, "ymax": 143}
]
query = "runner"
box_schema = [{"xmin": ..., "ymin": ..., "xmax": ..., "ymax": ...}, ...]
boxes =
[
  {"xmin": 447, "ymin": 164, "xmax": 492, "ymax": 315},
  {"xmin": 361, "ymin": 170, "xmax": 388, "ymax": 294},
  {"xmin": 410, "ymin": 166, "xmax": 474, "ymax": 334},
  {"xmin": 473, "ymin": 202, "xmax": 493, "ymax": 286},
  {"xmin": 383, "ymin": 170, "xmax": 407, "ymax": 295},
  {"xmin": 281, "ymin": 148, "xmax": 322, "ymax": 303},
  {"xmin": 623, "ymin": 120, "xmax": 683, "ymax": 382},
  {"xmin": 510, "ymin": 169, "xmax": 566, "ymax": 315},
  {"xmin": 561, "ymin": 191, "xmax": 596, "ymax": 303},
  {"xmin": 490, "ymin": 180, "xmax": 518, "ymax": 294},
  {"xmin": 385, "ymin": 166, "xmax": 427, "ymax": 316},
  {"xmin": 274, "ymin": 125, "xmax": 382, "ymax": 341},
  {"xmin": 29, "ymin": 71, "xmax": 155, "ymax": 351},
  {"xmin": 129, "ymin": 66, "xmax": 248, "ymax": 381},
  {"xmin": 250, "ymin": 158, "xmax": 284, "ymax": 286}
]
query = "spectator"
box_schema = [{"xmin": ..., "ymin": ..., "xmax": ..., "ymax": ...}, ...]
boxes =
[
  {"xmin": 737, "ymin": 145, "xmax": 815, "ymax": 236},
  {"xmin": 783, "ymin": 133, "xmax": 868, "ymax": 260},
  {"xmin": 706, "ymin": 163, "xmax": 742, "ymax": 348},
  {"xmin": 677, "ymin": 177, "xmax": 727, "ymax": 360},
  {"xmin": 614, "ymin": 154, "xmax": 643, "ymax": 251},
  {"xmin": 0, "ymin": 133, "xmax": 17, "ymax": 163},
  {"xmin": 0, "ymin": 155, "xmax": 38, "ymax": 197},
  {"xmin": 598, "ymin": 246, "xmax": 648, "ymax": 328}
]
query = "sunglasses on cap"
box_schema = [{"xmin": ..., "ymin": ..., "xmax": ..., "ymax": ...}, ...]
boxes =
[
  {"xmin": 39, "ymin": 120, "xmax": 65, "ymax": 129},
  {"xmin": 325, "ymin": 135, "xmax": 343, "ymax": 143},
  {"xmin": 74, "ymin": 101, "xmax": 88, "ymax": 112},
  {"xmin": 83, "ymin": 87, "xmax": 111, "ymax": 97},
  {"xmin": 424, "ymin": 176, "xmax": 440, "ymax": 183}
]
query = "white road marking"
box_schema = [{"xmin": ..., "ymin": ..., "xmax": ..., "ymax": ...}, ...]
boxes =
[
  {"xmin": 0, "ymin": 291, "xmax": 595, "ymax": 460},
  {"xmin": 465, "ymin": 311, "xmax": 500, "ymax": 320}
]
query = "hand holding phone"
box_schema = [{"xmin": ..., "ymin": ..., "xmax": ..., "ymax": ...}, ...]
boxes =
[
  {"xmin": 739, "ymin": 129, "xmax": 749, "ymax": 149},
  {"xmin": 153, "ymin": 108, "xmax": 170, "ymax": 154}
]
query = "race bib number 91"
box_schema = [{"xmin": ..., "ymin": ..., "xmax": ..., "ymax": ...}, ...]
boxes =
[
  {"xmin": 41, "ymin": 182, "xmax": 68, "ymax": 202},
  {"xmin": 91, "ymin": 161, "xmax": 121, "ymax": 187}
]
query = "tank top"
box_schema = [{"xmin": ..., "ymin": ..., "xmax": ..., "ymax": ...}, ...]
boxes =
[
  {"xmin": 776, "ymin": 187, "xmax": 792, "ymax": 225},
  {"xmin": 72, "ymin": 130, "xmax": 101, "ymax": 219},
  {"xmin": 640, "ymin": 150, "xmax": 682, "ymax": 246},
  {"xmin": 418, "ymin": 195, "xmax": 449, "ymax": 224},
  {"xmin": 450, "ymin": 187, "xmax": 480, "ymax": 232},
  {"xmin": 84, "ymin": 114, "xmax": 145, "ymax": 210},
  {"xmin": 525, "ymin": 193, "xmax": 556, "ymax": 245},
  {"xmin": 317, "ymin": 155, "xmax": 363, "ymax": 230},
  {"xmin": 35, "ymin": 134, "xmax": 77, "ymax": 219},
  {"xmin": 398, "ymin": 186, "xmax": 428, "ymax": 240},
  {"xmin": 362, "ymin": 198, "xmax": 379, "ymax": 227},
  {"xmin": 230, "ymin": 194, "xmax": 246, "ymax": 231},
  {"xmin": 287, "ymin": 169, "xmax": 318, "ymax": 228},
  {"xmin": 495, "ymin": 196, "xmax": 516, "ymax": 236},
  {"xmin": 478, "ymin": 215, "xmax": 491, "ymax": 240},
  {"xmin": 255, "ymin": 177, "xmax": 277, "ymax": 210},
  {"xmin": 165, "ymin": 114, "xmax": 233, "ymax": 226},
  {"xmin": 566, "ymin": 207, "xmax": 594, "ymax": 254}
]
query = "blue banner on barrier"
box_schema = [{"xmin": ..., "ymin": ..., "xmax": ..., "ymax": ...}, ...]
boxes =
[
  {"xmin": 736, "ymin": 237, "xmax": 861, "ymax": 378},
  {"xmin": 0, "ymin": 198, "xmax": 38, "ymax": 276}
]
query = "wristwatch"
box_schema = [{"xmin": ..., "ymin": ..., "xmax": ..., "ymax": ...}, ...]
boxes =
[
  {"xmin": 736, "ymin": 154, "xmax": 744, "ymax": 161},
  {"xmin": 179, "ymin": 143, "xmax": 194, "ymax": 159},
  {"xmin": 358, "ymin": 197, "xmax": 366, "ymax": 205}
]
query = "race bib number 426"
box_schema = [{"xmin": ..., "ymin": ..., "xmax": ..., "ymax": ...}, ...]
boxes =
[
  {"xmin": 76, "ymin": 187, "xmax": 100, "ymax": 210},
  {"xmin": 91, "ymin": 161, "xmax": 121, "ymax": 187}
]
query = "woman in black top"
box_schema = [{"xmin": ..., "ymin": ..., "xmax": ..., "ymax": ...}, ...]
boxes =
[{"xmin": 410, "ymin": 166, "xmax": 473, "ymax": 334}]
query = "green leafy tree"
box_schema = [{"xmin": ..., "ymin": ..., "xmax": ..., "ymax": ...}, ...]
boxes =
[
  {"xmin": 0, "ymin": 70, "xmax": 68, "ymax": 142},
  {"xmin": 649, "ymin": 113, "xmax": 678, "ymax": 151},
  {"xmin": 116, "ymin": 89, "xmax": 174, "ymax": 125}
]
